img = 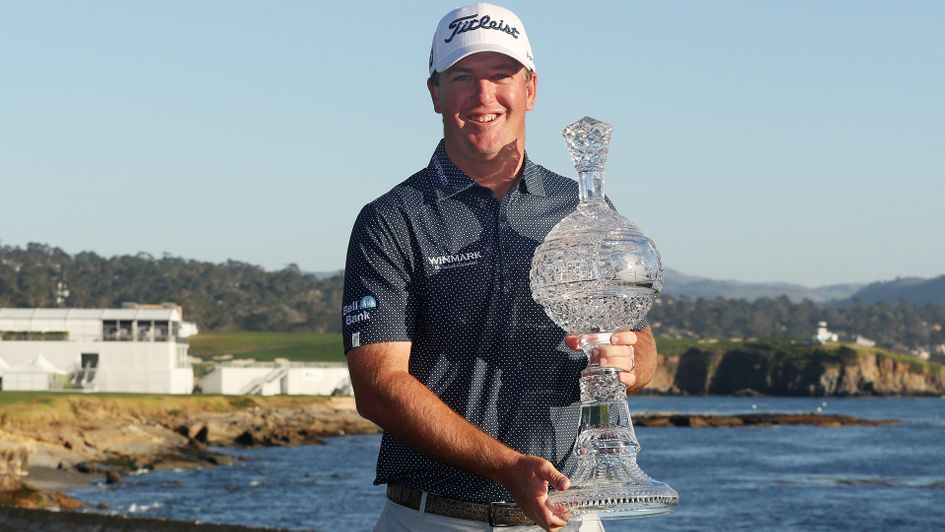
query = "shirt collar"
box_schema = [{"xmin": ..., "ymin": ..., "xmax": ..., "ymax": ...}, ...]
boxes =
[{"xmin": 429, "ymin": 140, "xmax": 547, "ymax": 201}]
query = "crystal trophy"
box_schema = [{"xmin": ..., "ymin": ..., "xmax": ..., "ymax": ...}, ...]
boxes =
[{"xmin": 529, "ymin": 117, "xmax": 678, "ymax": 519}]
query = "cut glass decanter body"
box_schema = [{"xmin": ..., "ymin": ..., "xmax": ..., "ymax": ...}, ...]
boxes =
[{"xmin": 529, "ymin": 117, "xmax": 678, "ymax": 519}]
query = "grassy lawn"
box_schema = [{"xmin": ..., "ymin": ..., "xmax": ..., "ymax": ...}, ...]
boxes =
[
  {"xmin": 654, "ymin": 336, "xmax": 804, "ymax": 356},
  {"xmin": 188, "ymin": 332, "xmax": 345, "ymax": 363},
  {"xmin": 0, "ymin": 391, "xmax": 334, "ymax": 424}
]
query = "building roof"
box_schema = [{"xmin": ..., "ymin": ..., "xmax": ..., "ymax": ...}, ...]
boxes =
[{"xmin": 0, "ymin": 308, "xmax": 182, "ymax": 321}]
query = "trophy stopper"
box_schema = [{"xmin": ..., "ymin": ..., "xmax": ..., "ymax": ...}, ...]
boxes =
[{"xmin": 562, "ymin": 116, "xmax": 613, "ymax": 173}]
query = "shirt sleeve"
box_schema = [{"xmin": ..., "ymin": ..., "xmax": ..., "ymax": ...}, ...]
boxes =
[{"xmin": 342, "ymin": 202, "xmax": 418, "ymax": 353}]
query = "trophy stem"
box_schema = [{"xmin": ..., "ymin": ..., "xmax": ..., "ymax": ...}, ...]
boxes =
[
  {"xmin": 577, "ymin": 170, "xmax": 606, "ymax": 204},
  {"xmin": 547, "ymin": 339, "xmax": 678, "ymax": 520}
]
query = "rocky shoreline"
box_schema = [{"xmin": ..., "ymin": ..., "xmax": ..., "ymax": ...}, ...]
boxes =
[
  {"xmin": 0, "ymin": 394, "xmax": 380, "ymax": 513},
  {"xmin": 0, "ymin": 393, "xmax": 902, "ymax": 531}
]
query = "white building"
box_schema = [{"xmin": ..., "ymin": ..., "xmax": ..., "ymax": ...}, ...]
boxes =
[
  {"xmin": 855, "ymin": 335, "xmax": 876, "ymax": 347},
  {"xmin": 0, "ymin": 306, "xmax": 196, "ymax": 394},
  {"xmin": 199, "ymin": 362, "xmax": 351, "ymax": 396},
  {"xmin": 814, "ymin": 321, "xmax": 838, "ymax": 344}
]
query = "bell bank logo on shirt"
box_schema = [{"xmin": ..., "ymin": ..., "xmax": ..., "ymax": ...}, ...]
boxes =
[
  {"xmin": 343, "ymin": 294, "xmax": 377, "ymax": 325},
  {"xmin": 427, "ymin": 250, "xmax": 483, "ymax": 271}
]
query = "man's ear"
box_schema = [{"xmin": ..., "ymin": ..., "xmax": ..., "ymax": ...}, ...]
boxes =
[
  {"xmin": 525, "ymin": 71, "xmax": 537, "ymax": 111},
  {"xmin": 428, "ymin": 78, "xmax": 442, "ymax": 114}
]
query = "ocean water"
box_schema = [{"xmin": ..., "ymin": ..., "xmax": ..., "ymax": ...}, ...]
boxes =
[{"xmin": 67, "ymin": 397, "xmax": 945, "ymax": 531}]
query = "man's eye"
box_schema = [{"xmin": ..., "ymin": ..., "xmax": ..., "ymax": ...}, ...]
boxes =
[{"xmin": 451, "ymin": 74, "xmax": 472, "ymax": 82}]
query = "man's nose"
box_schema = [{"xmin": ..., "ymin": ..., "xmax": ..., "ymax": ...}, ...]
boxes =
[{"xmin": 474, "ymin": 79, "xmax": 496, "ymax": 104}]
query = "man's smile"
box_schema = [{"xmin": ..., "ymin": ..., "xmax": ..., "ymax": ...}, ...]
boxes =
[{"xmin": 467, "ymin": 113, "xmax": 501, "ymax": 124}]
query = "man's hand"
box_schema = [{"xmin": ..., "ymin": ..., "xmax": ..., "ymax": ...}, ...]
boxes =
[
  {"xmin": 497, "ymin": 455, "xmax": 570, "ymax": 531},
  {"xmin": 565, "ymin": 325, "xmax": 658, "ymax": 395},
  {"xmin": 350, "ymin": 343, "xmax": 572, "ymax": 530}
]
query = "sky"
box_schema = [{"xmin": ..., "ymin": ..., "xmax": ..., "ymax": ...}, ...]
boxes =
[{"xmin": 1, "ymin": 1, "xmax": 942, "ymax": 287}]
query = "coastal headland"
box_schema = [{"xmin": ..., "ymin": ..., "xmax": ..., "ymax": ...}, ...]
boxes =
[{"xmin": 645, "ymin": 342, "xmax": 945, "ymax": 396}]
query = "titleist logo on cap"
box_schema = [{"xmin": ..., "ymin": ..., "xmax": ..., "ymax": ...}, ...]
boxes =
[{"xmin": 445, "ymin": 14, "xmax": 520, "ymax": 43}]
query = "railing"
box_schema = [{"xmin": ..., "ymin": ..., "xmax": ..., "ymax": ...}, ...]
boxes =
[
  {"xmin": 1, "ymin": 331, "xmax": 70, "ymax": 341},
  {"xmin": 101, "ymin": 333, "xmax": 188, "ymax": 344},
  {"xmin": 238, "ymin": 367, "xmax": 289, "ymax": 395},
  {"xmin": 65, "ymin": 366, "xmax": 97, "ymax": 390}
]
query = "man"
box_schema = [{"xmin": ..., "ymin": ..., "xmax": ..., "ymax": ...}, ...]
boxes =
[{"xmin": 342, "ymin": 3, "xmax": 658, "ymax": 530}]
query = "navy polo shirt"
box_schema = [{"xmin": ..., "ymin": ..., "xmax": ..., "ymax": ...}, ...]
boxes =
[{"xmin": 342, "ymin": 140, "xmax": 587, "ymax": 503}]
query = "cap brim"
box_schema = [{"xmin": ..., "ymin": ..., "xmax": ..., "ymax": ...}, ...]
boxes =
[{"xmin": 431, "ymin": 44, "xmax": 534, "ymax": 75}]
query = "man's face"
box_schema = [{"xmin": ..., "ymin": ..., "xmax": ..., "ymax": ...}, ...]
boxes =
[{"xmin": 428, "ymin": 52, "xmax": 537, "ymax": 168}]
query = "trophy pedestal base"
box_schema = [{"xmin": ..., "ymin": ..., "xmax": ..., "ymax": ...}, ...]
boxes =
[{"xmin": 549, "ymin": 479, "xmax": 678, "ymax": 520}]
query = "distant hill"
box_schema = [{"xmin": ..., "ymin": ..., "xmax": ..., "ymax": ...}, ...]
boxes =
[
  {"xmin": 850, "ymin": 275, "xmax": 945, "ymax": 306},
  {"xmin": 2, "ymin": 242, "xmax": 942, "ymax": 349},
  {"xmin": 0, "ymin": 242, "xmax": 344, "ymax": 333},
  {"xmin": 308, "ymin": 269, "xmax": 343, "ymax": 280},
  {"xmin": 662, "ymin": 269, "xmax": 864, "ymax": 303}
]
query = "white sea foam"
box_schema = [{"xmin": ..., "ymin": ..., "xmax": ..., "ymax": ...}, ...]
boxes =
[{"xmin": 128, "ymin": 501, "xmax": 163, "ymax": 513}]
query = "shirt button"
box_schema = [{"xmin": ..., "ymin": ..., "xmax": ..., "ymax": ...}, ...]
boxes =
[{"xmin": 503, "ymin": 244, "xmax": 512, "ymax": 252}]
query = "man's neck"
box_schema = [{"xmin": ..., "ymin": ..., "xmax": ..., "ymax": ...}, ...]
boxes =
[{"xmin": 445, "ymin": 142, "xmax": 525, "ymax": 199}]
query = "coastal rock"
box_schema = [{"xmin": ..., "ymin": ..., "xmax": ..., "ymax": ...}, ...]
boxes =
[
  {"xmin": 0, "ymin": 432, "xmax": 33, "ymax": 479},
  {"xmin": 193, "ymin": 412, "xmax": 259, "ymax": 446},
  {"xmin": 176, "ymin": 423, "xmax": 209, "ymax": 443},
  {"xmin": 0, "ymin": 395, "xmax": 380, "ymax": 511},
  {"xmin": 633, "ymin": 412, "xmax": 899, "ymax": 428},
  {"xmin": 80, "ymin": 422, "xmax": 188, "ymax": 457},
  {"xmin": 646, "ymin": 346, "xmax": 945, "ymax": 396},
  {"xmin": 26, "ymin": 442, "xmax": 91, "ymax": 470},
  {"xmin": 0, "ymin": 478, "xmax": 84, "ymax": 511},
  {"xmin": 0, "ymin": 393, "xmax": 380, "ymax": 512}
]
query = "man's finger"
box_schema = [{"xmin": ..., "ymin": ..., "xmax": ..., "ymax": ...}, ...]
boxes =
[
  {"xmin": 619, "ymin": 370, "xmax": 638, "ymax": 388},
  {"xmin": 564, "ymin": 335, "xmax": 580, "ymax": 351},
  {"xmin": 611, "ymin": 330, "xmax": 638, "ymax": 345}
]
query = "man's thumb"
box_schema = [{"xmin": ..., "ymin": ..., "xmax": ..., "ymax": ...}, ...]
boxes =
[{"xmin": 544, "ymin": 464, "xmax": 570, "ymax": 492}]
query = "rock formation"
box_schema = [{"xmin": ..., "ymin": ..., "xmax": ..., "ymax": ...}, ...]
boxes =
[{"xmin": 645, "ymin": 344, "xmax": 945, "ymax": 396}]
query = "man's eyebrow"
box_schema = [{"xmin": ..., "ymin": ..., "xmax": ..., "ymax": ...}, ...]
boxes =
[{"xmin": 447, "ymin": 65, "xmax": 521, "ymax": 77}]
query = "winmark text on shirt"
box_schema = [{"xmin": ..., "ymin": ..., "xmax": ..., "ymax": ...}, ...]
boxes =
[
  {"xmin": 445, "ymin": 14, "xmax": 520, "ymax": 43},
  {"xmin": 427, "ymin": 250, "xmax": 483, "ymax": 270}
]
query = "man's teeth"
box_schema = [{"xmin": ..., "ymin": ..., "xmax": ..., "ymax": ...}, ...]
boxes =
[{"xmin": 471, "ymin": 114, "xmax": 497, "ymax": 123}]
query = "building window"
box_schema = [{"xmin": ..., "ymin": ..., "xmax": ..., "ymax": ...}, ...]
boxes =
[
  {"xmin": 154, "ymin": 321, "xmax": 169, "ymax": 341},
  {"xmin": 137, "ymin": 321, "xmax": 153, "ymax": 341},
  {"xmin": 103, "ymin": 321, "xmax": 133, "ymax": 341}
]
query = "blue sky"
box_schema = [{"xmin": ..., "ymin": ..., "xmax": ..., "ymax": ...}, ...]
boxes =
[{"xmin": 1, "ymin": 1, "xmax": 942, "ymax": 286}]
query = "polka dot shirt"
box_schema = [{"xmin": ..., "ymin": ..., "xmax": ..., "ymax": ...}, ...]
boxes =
[{"xmin": 342, "ymin": 140, "xmax": 587, "ymax": 503}]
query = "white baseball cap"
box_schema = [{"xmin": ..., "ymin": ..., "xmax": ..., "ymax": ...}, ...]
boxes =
[{"xmin": 429, "ymin": 3, "xmax": 535, "ymax": 75}]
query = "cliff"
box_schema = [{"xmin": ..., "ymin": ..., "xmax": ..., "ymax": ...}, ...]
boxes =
[{"xmin": 645, "ymin": 342, "xmax": 945, "ymax": 396}]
